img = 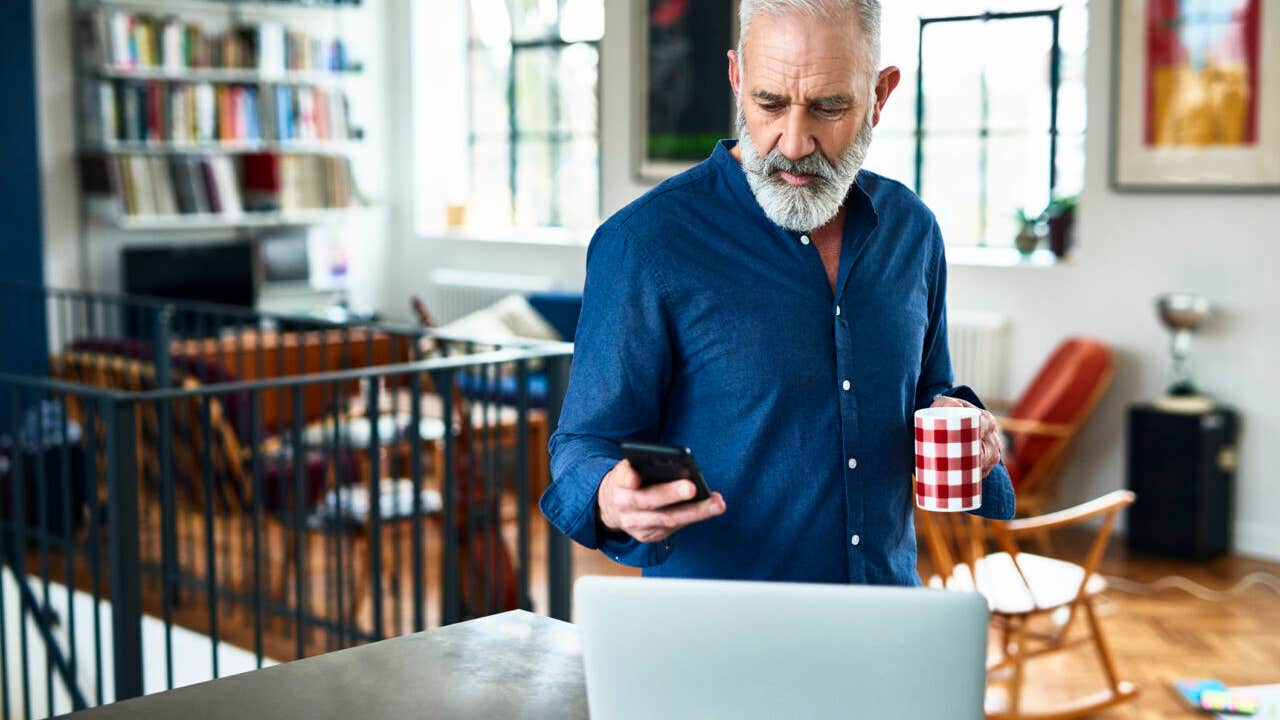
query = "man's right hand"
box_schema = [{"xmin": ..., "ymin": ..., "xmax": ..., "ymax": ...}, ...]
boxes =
[{"xmin": 597, "ymin": 459, "xmax": 726, "ymax": 544}]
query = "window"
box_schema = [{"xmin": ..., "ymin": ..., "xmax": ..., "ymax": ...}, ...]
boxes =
[
  {"xmin": 862, "ymin": 1, "xmax": 1088, "ymax": 250},
  {"xmin": 465, "ymin": 0, "xmax": 604, "ymax": 231}
]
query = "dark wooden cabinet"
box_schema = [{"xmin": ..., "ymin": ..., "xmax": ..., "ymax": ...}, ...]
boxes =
[{"xmin": 1126, "ymin": 404, "xmax": 1238, "ymax": 560}]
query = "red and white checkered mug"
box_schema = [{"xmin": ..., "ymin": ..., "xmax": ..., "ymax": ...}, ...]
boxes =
[{"xmin": 914, "ymin": 406, "xmax": 982, "ymax": 512}]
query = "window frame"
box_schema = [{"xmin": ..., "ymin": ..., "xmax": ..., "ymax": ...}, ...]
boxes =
[
  {"xmin": 466, "ymin": 5, "xmax": 603, "ymax": 230},
  {"xmin": 913, "ymin": 9, "xmax": 1063, "ymax": 248}
]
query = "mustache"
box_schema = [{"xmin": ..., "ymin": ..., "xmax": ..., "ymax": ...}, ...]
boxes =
[{"xmin": 747, "ymin": 146, "xmax": 841, "ymax": 184}]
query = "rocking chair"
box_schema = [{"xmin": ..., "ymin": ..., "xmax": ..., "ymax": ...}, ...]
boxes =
[{"xmin": 917, "ymin": 490, "xmax": 1140, "ymax": 719}]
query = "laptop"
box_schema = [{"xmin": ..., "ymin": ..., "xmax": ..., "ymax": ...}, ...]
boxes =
[{"xmin": 575, "ymin": 576, "xmax": 988, "ymax": 720}]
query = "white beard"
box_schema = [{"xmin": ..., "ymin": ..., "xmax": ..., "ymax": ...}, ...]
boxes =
[{"xmin": 736, "ymin": 106, "xmax": 874, "ymax": 232}]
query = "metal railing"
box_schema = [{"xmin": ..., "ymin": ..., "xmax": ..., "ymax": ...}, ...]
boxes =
[{"xmin": 0, "ymin": 286, "xmax": 575, "ymax": 718}]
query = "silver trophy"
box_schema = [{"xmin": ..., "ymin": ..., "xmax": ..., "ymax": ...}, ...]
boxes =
[{"xmin": 1155, "ymin": 293, "xmax": 1212, "ymax": 408}]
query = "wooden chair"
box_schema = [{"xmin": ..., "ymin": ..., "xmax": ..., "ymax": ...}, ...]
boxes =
[
  {"xmin": 917, "ymin": 490, "xmax": 1140, "ymax": 720},
  {"xmin": 994, "ymin": 338, "xmax": 1114, "ymax": 548}
]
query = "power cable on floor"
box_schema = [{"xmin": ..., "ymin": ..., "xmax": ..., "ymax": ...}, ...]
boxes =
[{"xmin": 1102, "ymin": 571, "xmax": 1280, "ymax": 602}]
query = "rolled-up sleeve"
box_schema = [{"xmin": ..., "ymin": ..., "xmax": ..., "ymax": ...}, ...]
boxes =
[
  {"xmin": 914, "ymin": 222, "xmax": 1016, "ymax": 521},
  {"xmin": 539, "ymin": 225, "xmax": 676, "ymax": 567}
]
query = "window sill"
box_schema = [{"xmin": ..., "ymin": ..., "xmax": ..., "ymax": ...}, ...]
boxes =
[
  {"xmin": 946, "ymin": 247, "xmax": 1065, "ymax": 268},
  {"xmin": 419, "ymin": 224, "xmax": 594, "ymax": 247},
  {"xmin": 420, "ymin": 228, "xmax": 1068, "ymax": 267}
]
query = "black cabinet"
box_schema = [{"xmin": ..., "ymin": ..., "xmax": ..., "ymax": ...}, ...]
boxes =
[{"xmin": 1126, "ymin": 404, "xmax": 1238, "ymax": 560}]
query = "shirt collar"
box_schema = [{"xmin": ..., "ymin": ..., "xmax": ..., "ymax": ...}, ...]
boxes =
[{"xmin": 709, "ymin": 139, "xmax": 879, "ymax": 238}]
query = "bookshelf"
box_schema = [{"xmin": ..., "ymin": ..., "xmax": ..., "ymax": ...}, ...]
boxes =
[
  {"xmin": 106, "ymin": 206, "xmax": 379, "ymax": 232},
  {"xmin": 74, "ymin": 0, "xmax": 376, "ymax": 304},
  {"xmin": 80, "ymin": 0, "xmax": 364, "ymax": 17},
  {"xmin": 94, "ymin": 65, "xmax": 361, "ymax": 86}
]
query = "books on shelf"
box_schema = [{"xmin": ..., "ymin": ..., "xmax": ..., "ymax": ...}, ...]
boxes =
[
  {"xmin": 90, "ymin": 9, "xmax": 361, "ymax": 75},
  {"xmin": 95, "ymin": 80, "xmax": 353, "ymax": 145},
  {"xmin": 110, "ymin": 153, "xmax": 360, "ymax": 218}
]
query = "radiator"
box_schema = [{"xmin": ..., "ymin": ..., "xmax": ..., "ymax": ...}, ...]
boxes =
[
  {"xmin": 947, "ymin": 310, "xmax": 1010, "ymax": 402},
  {"xmin": 424, "ymin": 269, "xmax": 555, "ymax": 324}
]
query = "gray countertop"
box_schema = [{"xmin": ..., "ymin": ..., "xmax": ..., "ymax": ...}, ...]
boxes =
[{"xmin": 65, "ymin": 611, "xmax": 588, "ymax": 720}]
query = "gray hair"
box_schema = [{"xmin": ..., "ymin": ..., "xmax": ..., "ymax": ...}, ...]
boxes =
[{"xmin": 736, "ymin": 0, "xmax": 882, "ymax": 75}]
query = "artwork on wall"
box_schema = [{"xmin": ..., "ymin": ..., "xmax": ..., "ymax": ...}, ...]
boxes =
[
  {"xmin": 1112, "ymin": 0, "xmax": 1280, "ymax": 191},
  {"xmin": 634, "ymin": 0, "xmax": 738, "ymax": 182}
]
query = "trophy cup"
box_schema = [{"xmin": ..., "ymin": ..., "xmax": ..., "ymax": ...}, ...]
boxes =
[{"xmin": 1153, "ymin": 293, "xmax": 1214, "ymax": 413}]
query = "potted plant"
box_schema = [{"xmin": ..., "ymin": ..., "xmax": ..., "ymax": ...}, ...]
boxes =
[
  {"xmin": 1014, "ymin": 208, "xmax": 1041, "ymax": 256},
  {"xmin": 1044, "ymin": 195, "xmax": 1078, "ymax": 258}
]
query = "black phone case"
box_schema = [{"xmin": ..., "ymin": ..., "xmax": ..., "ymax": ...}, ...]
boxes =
[{"xmin": 620, "ymin": 442, "xmax": 712, "ymax": 503}]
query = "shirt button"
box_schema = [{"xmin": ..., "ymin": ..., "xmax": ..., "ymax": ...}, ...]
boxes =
[
  {"xmin": 851, "ymin": 534, "xmax": 861, "ymax": 546},
  {"xmin": 842, "ymin": 380, "xmax": 851, "ymax": 391},
  {"xmin": 800, "ymin": 234, "xmax": 811, "ymax": 245},
  {"xmin": 848, "ymin": 458, "xmax": 857, "ymax": 470},
  {"xmin": 835, "ymin": 306, "xmax": 841, "ymax": 316}
]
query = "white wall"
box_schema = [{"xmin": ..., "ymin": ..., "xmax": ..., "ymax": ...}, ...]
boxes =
[{"xmin": 398, "ymin": 0, "xmax": 1280, "ymax": 559}]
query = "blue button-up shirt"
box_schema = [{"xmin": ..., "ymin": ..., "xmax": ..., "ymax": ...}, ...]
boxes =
[{"xmin": 540, "ymin": 140, "xmax": 1015, "ymax": 586}]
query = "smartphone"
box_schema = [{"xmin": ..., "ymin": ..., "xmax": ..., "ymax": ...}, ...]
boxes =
[{"xmin": 620, "ymin": 441, "xmax": 712, "ymax": 504}]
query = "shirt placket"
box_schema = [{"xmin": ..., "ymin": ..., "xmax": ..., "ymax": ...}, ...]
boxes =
[
  {"xmin": 834, "ymin": 291, "xmax": 865, "ymax": 583},
  {"xmin": 797, "ymin": 229, "xmax": 866, "ymax": 584}
]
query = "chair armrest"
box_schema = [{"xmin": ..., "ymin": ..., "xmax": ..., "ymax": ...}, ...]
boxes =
[
  {"xmin": 996, "ymin": 416, "xmax": 1074, "ymax": 438},
  {"xmin": 1000, "ymin": 490, "xmax": 1136, "ymax": 536}
]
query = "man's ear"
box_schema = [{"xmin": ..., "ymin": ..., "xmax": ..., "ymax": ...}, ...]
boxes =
[
  {"xmin": 727, "ymin": 50, "xmax": 742, "ymax": 100},
  {"xmin": 872, "ymin": 66, "xmax": 902, "ymax": 127}
]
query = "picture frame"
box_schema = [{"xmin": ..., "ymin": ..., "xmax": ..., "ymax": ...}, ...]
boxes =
[
  {"xmin": 1110, "ymin": 0, "xmax": 1280, "ymax": 192},
  {"xmin": 633, "ymin": 0, "xmax": 739, "ymax": 183}
]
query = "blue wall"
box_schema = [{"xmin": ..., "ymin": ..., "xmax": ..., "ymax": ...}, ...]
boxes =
[{"xmin": 0, "ymin": 0, "xmax": 49, "ymax": 432}]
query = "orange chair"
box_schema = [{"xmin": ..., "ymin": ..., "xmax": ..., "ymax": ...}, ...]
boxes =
[{"xmin": 996, "ymin": 338, "xmax": 1114, "ymax": 524}]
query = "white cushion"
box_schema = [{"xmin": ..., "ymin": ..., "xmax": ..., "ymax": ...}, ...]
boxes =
[
  {"xmin": 438, "ymin": 294, "xmax": 561, "ymax": 344},
  {"xmin": 931, "ymin": 552, "xmax": 1108, "ymax": 615}
]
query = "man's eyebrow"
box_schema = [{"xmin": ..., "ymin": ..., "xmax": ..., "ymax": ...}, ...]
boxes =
[
  {"xmin": 750, "ymin": 90, "xmax": 787, "ymax": 103},
  {"xmin": 809, "ymin": 94, "xmax": 853, "ymax": 107}
]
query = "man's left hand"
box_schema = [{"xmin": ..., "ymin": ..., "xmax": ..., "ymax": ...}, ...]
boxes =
[{"xmin": 930, "ymin": 395, "xmax": 1003, "ymax": 477}]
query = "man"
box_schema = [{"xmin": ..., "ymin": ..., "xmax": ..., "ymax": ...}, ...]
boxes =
[{"xmin": 540, "ymin": 0, "xmax": 1014, "ymax": 586}]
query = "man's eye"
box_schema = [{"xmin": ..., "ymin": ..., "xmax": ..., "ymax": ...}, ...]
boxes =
[
  {"xmin": 759, "ymin": 102, "xmax": 786, "ymax": 113},
  {"xmin": 814, "ymin": 106, "xmax": 848, "ymax": 119}
]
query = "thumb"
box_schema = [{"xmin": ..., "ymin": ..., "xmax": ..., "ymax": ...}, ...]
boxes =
[{"xmin": 611, "ymin": 459, "xmax": 642, "ymax": 489}]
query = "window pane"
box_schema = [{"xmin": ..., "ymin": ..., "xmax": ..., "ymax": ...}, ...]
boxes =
[
  {"xmin": 920, "ymin": 22, "xmax": 982, "ymax": 131},
  {"xmin": 559, "ymin": 0, "xmax": 604, "ymax": 42},
  {"xmin": 515, "ymin": 140, "xmax": 553, "ymax": 226},
  {"xmin": 511, "ymin": 0, "xmax": 558, "ymax": 41},
  {"xmin": 470, "ymin": 47, "xmax": 511, "ymax": 140},
  {"xmin": 1055, "ymin": 132, "xmax": 1086, "ymax": 199},
  {"xmin": 471, "ymin": 141, "xmax": 512, "ymax": 225},
  {"xmin": 920, "ymin": 136, "xmax": 980, "ymax": 246},
  {"xmin": 558, "ymin": 43, "xmax": 599, "ymax": 135},
  {"xmin": 515, "ymin": 48, "xmax": 555, "ymax": 134},
  {"xmin": 984, "ymin": 18, "xmax": 1054, "ymax": 133},
  {"xmin": 556, "ymin": 138, "xmax": 599, "ymax": 230},
  {"xmin": 986, "ymin": 133, "xmax": 1051, "ymax": 248},
  {"xmin": 469, "ymin": 0, "xmax": 512, "ymax": 45},
  {"xmin": 863, "ymin": 132, "xmax": 915, "ymax": 187}
]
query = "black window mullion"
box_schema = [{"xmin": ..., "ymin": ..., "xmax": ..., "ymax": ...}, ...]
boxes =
[
  {"xmin": 915, "ymin": 9, "xmax": 1063, "ymax": 248},
  {"xmin": 467, "ymin": 0, "xmax": 602, "ymax": 228}
]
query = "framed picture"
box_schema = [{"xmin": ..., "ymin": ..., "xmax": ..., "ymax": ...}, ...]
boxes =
[
  {"xmin": 1111, "ymin": 0, "xmax": 1280, "ymax": 191},
  {"xmin": 633, "ymin": 0, "xmax": 738, "ymax": 182}
]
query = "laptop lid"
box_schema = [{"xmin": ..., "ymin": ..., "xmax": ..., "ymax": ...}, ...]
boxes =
[{"xmin": 575, "ymin": 576, "xmax": 988, "ymax": 720}]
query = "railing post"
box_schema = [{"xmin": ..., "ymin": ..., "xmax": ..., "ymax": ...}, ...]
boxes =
[
  {"xmin": 104, "ymin": 397, "xmax": 143, "ymax": 701},
  {"xmin": 544, "ymin": 353, "xmax": 573, "ymax": 622}
]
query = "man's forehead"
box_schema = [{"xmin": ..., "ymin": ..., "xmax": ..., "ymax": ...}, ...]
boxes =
[
  {"xmin": 746, "ymin": 53, "xmax": 861, "ymax": 99},
  {"xmin": 743, "ymin": 14, "xmax": 867, "ymax": 94}
]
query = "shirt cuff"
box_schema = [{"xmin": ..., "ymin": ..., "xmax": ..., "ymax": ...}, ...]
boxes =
[
  {"xmin": 939, "ymin": 385, "xmax": 1017, "ymax": 520},
  {"xmin": 538, "ymin": 455, "xmax": 675, "ymax": 567}
]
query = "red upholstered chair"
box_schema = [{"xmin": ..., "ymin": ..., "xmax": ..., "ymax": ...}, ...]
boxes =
[{"xmin": 996, "ymin": 338, "xmax": 1114, "ymax": 527}]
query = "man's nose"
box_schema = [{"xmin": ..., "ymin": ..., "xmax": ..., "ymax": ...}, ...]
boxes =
[{"xmin": 777, "ymin": 105, "xmax": 817, "ymax": 161}]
